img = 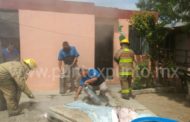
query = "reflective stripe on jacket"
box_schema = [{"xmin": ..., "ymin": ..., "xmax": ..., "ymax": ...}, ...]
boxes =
[{"xmin": 119, "ymin": 48, "xmax": 134, "ymax": 76}]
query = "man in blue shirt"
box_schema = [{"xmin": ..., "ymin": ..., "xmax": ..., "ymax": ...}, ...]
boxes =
[
  {"xmin": 74, "ymin": 68, "xmax": 108, "ymax": 100},
  {"xmin": 2, "ymin": 43, "xmax": 19, "ymax": 62},
  {"xmin": 58, "ymin": 41, "xmax": 80, "ymax": 94}
]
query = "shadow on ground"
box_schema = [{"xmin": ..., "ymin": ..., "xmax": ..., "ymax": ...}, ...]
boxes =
[
  {"xmin": 20, "ymin": 101, "xmax": 38, "ymax": 111},
  {"xmin": 156, "ymin": 92, "xmax": 190, "ymax": 108}
]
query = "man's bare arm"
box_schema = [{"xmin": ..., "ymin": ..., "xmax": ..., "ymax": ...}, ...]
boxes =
[
  {"xmin": 84, "ymin": 78, "xmax": 98, "ymax": 85},
  {"xmin": 71, "ymin": 57, "xmax": 78, "ymax": 66},
  {"xmin": 58, "ymin": 60, "xmax": 63, "ymax": 72},
  {"xmin": 114, "ymin": 49, "xmax": 122, "ymax": 64}
]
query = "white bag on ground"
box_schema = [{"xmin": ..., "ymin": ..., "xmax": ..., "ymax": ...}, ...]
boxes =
[{"xmin": 116, "ymin": 108, "xmax": 138, "ymax": 122}]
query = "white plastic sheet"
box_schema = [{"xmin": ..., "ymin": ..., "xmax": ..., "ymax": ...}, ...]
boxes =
[
  {"xmin": 64, "ymin": 101, "xmax": 139, "ymax": 122},
  {"xmin": 65, "ymin": 101, "xmax": 115, "ymax": 122}
]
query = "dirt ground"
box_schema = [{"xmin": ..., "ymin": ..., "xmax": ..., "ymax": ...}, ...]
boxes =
[
  {"xmin": 0, "ymin": 92, "xmax": 75, "ymax": 122},
  {"xmin": 0, "ymin": 86, "xmax": 154, "ymax": 122},
  {"xmin": 135, "ymin": 93, "xmax": 190, "ymax": 122}
]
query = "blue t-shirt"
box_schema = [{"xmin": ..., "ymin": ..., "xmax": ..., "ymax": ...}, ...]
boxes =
[
  {"xmin": 58, "ymin": 46, "xmax": 79, "ymax": 64},
  {"xmin": 2, "ymin": 48, "xmax": 19, "ymax": 61},
  {"xmin": 80, "ymin": 68, "xmax": 101, "ymax": 86}
]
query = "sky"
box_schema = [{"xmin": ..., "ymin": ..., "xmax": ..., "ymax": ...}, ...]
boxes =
[{"xmin": 64, "ymin": 0, "xmax": 140, "ymax": 10}]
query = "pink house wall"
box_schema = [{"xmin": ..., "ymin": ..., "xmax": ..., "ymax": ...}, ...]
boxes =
[{"xmin": 19, "ymin": 10, "xmax": 95, "ymax": 91}]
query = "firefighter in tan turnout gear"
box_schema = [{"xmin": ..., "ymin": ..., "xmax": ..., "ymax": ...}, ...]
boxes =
[
  {"xmin": 0, "ymin": 58, "xmax": 37, "ymax": 116},
  {"xmin": 114, "ymin": 26, "xmax": 136, "ymax": 99}
]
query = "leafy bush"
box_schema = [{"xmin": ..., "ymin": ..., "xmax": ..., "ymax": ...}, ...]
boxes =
[{"xmin": 133, "ymin": 61, "xmax": 154, "ymax": 90}]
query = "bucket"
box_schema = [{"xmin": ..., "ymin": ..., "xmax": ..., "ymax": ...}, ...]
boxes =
[
  {"xmin": 132, "ymin": 117, "xmax": 178, "ymax": 122},
  {"xmin": 84, "ymin": 85, "xmax": 102, "ymax": 105}
]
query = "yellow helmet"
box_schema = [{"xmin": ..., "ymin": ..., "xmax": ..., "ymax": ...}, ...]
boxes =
[
  {"xmin": 23, "ymin": 58, "xmax": 37, "ymax": 70},
  {"xmin": 120, "ymin": 38, "xmax": 129, "ymax": 44},
  {"xmin": 119, "ymin": 33, "xmax": 129, "ymax": 44}
]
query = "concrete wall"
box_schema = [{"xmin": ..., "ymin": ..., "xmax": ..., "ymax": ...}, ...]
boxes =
[{"xmin": 19, "ymin": 10, "xmax": 95, "ymax": 91}]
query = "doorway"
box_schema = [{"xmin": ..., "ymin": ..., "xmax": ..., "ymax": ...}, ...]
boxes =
[
  {"xmin": 95, "ymin": 20, "xmax": 114, "ymax": 78},
  {"xmin": 0, "ymin": 10, "xmax": 20, "ymax": 63}
]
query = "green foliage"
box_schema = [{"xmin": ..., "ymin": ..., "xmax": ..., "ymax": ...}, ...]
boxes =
[
  {"xmin": 131, "ymin": 12, "xmax": 169, "ymax": 60},
  {"xmin": 136, "ymin": 0, "xmax": 190, "ymax": 24},
  {"xmin": 133, "ymin": 62, "xmax": 154, "ymax": 90},
  {"xmin": 131, "ymin": 12, "xmax": 156, "ymax": 37},
  {"xmin": 118, "ymin": 24, "xmax": 127, "ymax": 41},
  {"xmin": 149, "ymin": 24, "xmax": 169, "ymax": 60},
  {"xmin": 118, "ymin": 25, "xmax": 123, "ymax": 33},
  {"xmin": 138, "ymin": 62, "xmax": 149, "ymax": 75},
  {"xmin": 133, "ymin": 77, "xmax": 144, "ymax": 90}
]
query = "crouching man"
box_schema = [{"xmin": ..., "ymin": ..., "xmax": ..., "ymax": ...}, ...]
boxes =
[
  {"xmin": 0, "ymin": 58, "xmax": 37, "ymax": 116},
  {"xmin": 74, "ymin": 68, "xmax": 108, "ymax": 103}
]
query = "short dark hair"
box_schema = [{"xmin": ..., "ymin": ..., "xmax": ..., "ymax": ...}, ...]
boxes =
[
  {"xmin": 62, "ymin": 41, "xmax": 69, "ymax": 46},
  {"xmin": 79, "ymin": 68, "xmax": 88, "ymax": 73}
]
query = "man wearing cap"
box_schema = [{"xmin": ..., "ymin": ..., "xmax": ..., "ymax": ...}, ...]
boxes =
[
  {"xmin": 58, "ymin": 41, "xmax": 80, "ymax": 94},
  {"xmin": 74, "ymin": 68, "xmax": 107, "ymax": 101},
  {"xmin": 2, "ymin": 43, "xmax": 19, "ymax": 62},
  {"xmin": 114, "ymin": 25, "xmax": 136, "ymax": 99},
  {"xmin": 0, "ymin": 58, "xmax": 37, "ymax": 116}
]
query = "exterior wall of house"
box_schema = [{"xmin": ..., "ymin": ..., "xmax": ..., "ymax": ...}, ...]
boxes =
[
  {"xmin": 0, "ymin": 0, "xmax": 157, "ymax": 91},
  {"xmin": 19, "ymin": 10, "xmax": 95, "ymax": 91}
]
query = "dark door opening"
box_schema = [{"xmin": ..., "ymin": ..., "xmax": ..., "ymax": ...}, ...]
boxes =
[
  {"xmin": 0, "ymin": 10, "xmax": 20, "ymax": 63},
  {"xmin": 95, "ymin": 23, "xmax": 114, "ymax": 79},
  {"xmin": 129, "ymin": 26, "xmax": 142, "ymax": 55}
]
